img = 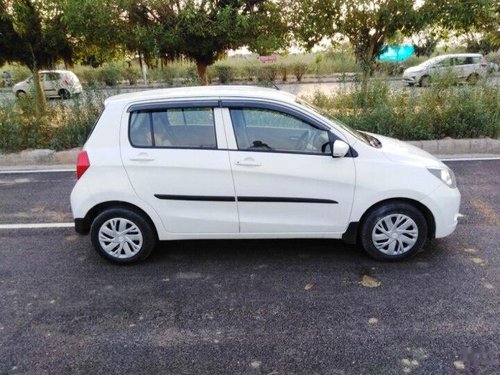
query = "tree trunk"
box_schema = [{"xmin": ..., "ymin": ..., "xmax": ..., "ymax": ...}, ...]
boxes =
[
  {"xmin": 139, "ymin": 52, "xmax": 148, "ymax": 85},
  {"xmin": 196, "ymin": 62, "xmax": 208, "ymax": 85},
  {"xmin": 33, "ymin": 69, "xmax": 47, "ymax": 116}
]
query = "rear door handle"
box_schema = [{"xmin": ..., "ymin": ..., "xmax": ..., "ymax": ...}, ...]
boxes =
[
  {"xmin": 130, "ymin": 152, "xmax": 155, "ymax": 162},
  {"xmin": 235, "ymin": 158, "xmax": 261, "ymax": 167}
]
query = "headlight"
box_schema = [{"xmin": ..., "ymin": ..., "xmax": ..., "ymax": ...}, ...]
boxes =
[{"xmin": 427, "ymin": 167, "xmax": 457, "ymax": 188}]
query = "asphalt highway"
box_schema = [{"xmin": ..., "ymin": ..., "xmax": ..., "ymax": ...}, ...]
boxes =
[{"xmin": 0, "ymin": 160, "xmax": 499, "ymax": 374}]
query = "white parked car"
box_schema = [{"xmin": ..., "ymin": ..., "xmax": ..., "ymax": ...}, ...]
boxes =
[
  {"xmin": 70, "ymin": 86, "xmax": 460, "ymax": 264},
  {"xmin": 403, "ymin": 53, "xmax": 488, "ymax": 86},
  {"xmin": 13, "ymin": 70, "xmax": 83, "ymax": 99}
]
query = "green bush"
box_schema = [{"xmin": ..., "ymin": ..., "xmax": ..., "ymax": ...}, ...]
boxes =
[
  {"xmin": 0, "ymin": 90, "xmax": 105, "ymax": 152},
  {"xmin": 291, "ymin": 62, "xmax": 308, "ymax": 82},
  {"xmin": 257, "ymin": 64, "xmax": 278, "ymax": 82},
  {"xmin": 214, "ymin": 63, "xmax": 235, "ymax": 84},
  {"xmin": 124, "ymin": 66, "xmax": 141, "ymax": 85},
  {"xmin": 3, "ymin": 64, "xmax": 32, "ymax": 83},
  {"xmin": 74, "ymin": 66, "xmax": 100, "ymax": 87},
  {"xmin": 98, "ymin": 63, "xmax": 123, "ymax": 86},
  {"xmin": 304, "ymin": 80, "xmax": 500, "ymax": 140}
]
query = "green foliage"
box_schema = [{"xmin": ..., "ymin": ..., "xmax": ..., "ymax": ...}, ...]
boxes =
[
  {"xmin": 291, "ymin": 62, "xmax": 309, "ymax": 82},
  {"xmin": 214, "ymin": 63, "xmax": 234, "ymax": 84},
  {"xmin": 0, "ymin": 91, "xmax": 105, "ymax": 152},
  {"xmin": 257, "ymin": 64, "xmax": 278, "ymax": 82},
  {"xmin": 98, "ymin": 63, "xmax": 123, "ymax": 86},
  {"xmin": 305, "ymin": 80, "xmax": 500, "ymax": 140},
  {"xmin": 124, "ymin": 66, "xmax": 140, "ymax": 85}
]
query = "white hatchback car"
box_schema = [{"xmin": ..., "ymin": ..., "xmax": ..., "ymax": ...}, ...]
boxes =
[
  {"xmin": 13, "ymin": 70, "xmax": 83, "ymax": 99},
  {"xmin": 402, "ymin": 53, "xmax": 488, "ymax": 86},
  {"xmin": 71, "ymin": 86, "xmax": 460, "ymax": 264}
]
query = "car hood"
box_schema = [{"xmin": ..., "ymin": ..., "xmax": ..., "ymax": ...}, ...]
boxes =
[
  {"xmin": 12, "ymin": 82, "xmax": 25, "ymax": 90},
  {"xmin": 404, "ymin": 66, "xmax": 426, "ymax": 74},
  {"xmin": 367, "ymin": 133, "xmax": 445, "ymax": 169}
]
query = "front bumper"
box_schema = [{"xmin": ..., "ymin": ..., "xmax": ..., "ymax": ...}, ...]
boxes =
[
  {"xmin": 420, "ymin": 184, "xmax": 461, "ymax": 238},
  {"xmin": 403, "ymin": 75, "xmax": 417, "ymax": 84}
]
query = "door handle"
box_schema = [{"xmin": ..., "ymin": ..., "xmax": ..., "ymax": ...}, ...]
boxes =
[
  {"xmin": 235, "ymin": 158, "xmax": 261, "ymax": 167},
  {"xmin": 130, "ymin": 152, "xmax": 155, "ymax": 162}
]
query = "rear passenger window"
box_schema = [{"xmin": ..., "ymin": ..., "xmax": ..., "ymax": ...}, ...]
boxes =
[{"xmin": 129, "ymin": 108, "xmax": 216, "ymax": 149}]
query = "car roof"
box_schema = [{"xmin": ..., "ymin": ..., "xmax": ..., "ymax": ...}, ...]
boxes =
[
  {"xmin": 433, "ymin": 53, "xmax": 482, "ymax": 59},
  {"xmin": 105, "ymin": 85, "xmax": 298, "ymax": 106},
  {"xmin": 39, "ymin": 70, "xmax": 75, "ymax": 74}
]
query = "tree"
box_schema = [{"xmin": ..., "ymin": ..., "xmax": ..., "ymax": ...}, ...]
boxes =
[
  {"xmin": 1, "ymin": 0, "xmax": 73, "ymax": 113},
  {"xmin": 63, "ymin": 0, "xmax": 128, "ymax": 66},
  {"xmin": 246, "ymin": 1, "xmax": 290, "ymax": 56},
  {"xmin": 289, "ymin": 0, "xmax": 424, "ymax": 86},
  {"xmin": 169, "ymin": 0, "xmax": 252, "ymax": 84}
]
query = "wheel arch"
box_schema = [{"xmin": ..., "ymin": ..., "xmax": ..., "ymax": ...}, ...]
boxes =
[
  {"xmin": 342, "ymin": 198, "xmax": 436, "ymax": 244},
  {"xmin": 77, "ymin": 201, "xmax": 159, "ymax": 240}
]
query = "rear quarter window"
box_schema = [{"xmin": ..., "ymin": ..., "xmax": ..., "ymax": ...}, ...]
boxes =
[{"xmin": 129, "ymin": 107, "xmax": 216, "ymax": 149}]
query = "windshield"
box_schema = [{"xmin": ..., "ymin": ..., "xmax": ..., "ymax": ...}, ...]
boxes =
[
  {"xmin": 295, "ymin": 98, "xmax": 381, "ymax": 148},
  {"xmin": 419, "ymin": 57, "xmax": 443, "ymax": 67}
]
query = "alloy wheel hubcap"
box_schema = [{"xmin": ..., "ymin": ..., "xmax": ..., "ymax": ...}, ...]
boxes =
[
  {"xmin": 372, "ymin": 214, "xmax": 418, "ymax": 255},
  {"xmin": 98, "ymin": 218, "xmax": 143, "ymax": 259}
]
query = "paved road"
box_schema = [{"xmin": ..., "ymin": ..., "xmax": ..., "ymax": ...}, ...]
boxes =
[{"xmin": 0, "ymin": 160, "xmax": 499, "ymax": 374}]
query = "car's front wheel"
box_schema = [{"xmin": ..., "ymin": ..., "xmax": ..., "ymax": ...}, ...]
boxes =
[
  {"xmin": 419, "ymin": 75, "xmax": 431, "ymax": 87},
  {"xmin": 90, "ymin": 207, "xmax": 156, "ymax": 264},
  {"xmin": 59, "ymin": 89, "xmax": 71, "ymax": 100},
  {"xmin": 360, "ymin": 202, "xmax": 428, "ymax": 261}
]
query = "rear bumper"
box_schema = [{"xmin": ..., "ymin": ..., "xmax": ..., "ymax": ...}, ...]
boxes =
[{"xmin": 74, "ymin": 218, "xmax": 89, "ymax": 234}]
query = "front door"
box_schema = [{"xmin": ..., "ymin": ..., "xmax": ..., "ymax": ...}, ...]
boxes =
[
  {"xmin": 224, "ymin": 106, "xmax": 356, "ymax": 234},
  {"xmin": 42, "ymin": 72, "xmax": 59, "ymax": 96},
  {"xmin": 121, "ymin": 104, "xmax": 239, "ymax": 233}
]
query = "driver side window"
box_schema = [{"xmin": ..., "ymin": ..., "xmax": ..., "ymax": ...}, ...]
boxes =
[{"xmin": 229, "ymin": 108, "xmax": 330, "ymax": 154}]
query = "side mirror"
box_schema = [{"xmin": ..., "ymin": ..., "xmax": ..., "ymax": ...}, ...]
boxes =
[{"xmin": 332, "ymin": 140, "xmax": 350, "ymax": 158}]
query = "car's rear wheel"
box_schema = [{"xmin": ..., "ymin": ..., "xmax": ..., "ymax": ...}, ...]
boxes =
[
  {"xmin": 360, "ymin": 202, "xmax": 428, "ymax": 261},
  {"xmin": 90, "ymin": 207, "xmax": 156, "ymax": 264},
  {"xmin": 16, "ymin": 90, "xmax": 26, "ymax": 98},
  {"xmin": 419, "ymin": 75, "xmax": 431, "ymax": 87},
  {"xmin": 59, "ymin": 89, "xmax": 71, "ymax": 99},
  {"xmin": 467, "ymin": 73, "xmax": 479, "ymax": 85}
]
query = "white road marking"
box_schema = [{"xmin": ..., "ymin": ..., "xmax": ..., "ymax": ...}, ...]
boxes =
[
  {"xmin": 0, "ymin": 169, "xmax": 73, "ymax": 174},
  {"xmin": 441, "ymin": 157, "xmax": 500, "ymax": 162},
  {"xmin": 0, "ymin": 223, "xmax": 74, "ymax": 230}
]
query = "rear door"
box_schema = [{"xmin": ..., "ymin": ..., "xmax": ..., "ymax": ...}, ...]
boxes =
[
  {"xmin": 43, "ymin": 73, "xmax": 59, "ymax": 96},
  {"xmin": 222, "ymin": 102, "xmax": 356, "ymax": 234},
  {"xmin": 121, "ymin": 101, "xmax": 239, "ymax": 234}
]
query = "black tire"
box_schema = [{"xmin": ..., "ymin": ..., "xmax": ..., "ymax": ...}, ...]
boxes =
[
  {"xmin": 360, "ymin": 202, "xmax": 428, "ymax": 261},
  {"xmin": 90, "ymin": 207, "xmax": 156, "ymax": 264},
  {"xmin": 419, "ymin": 75, "xmax": 430, "ymax": 87},
  {"xmin": 467, "ymin": 73, "xmax": 479, "ymax": 85},
  {"xmin": 16, "ymin": 90, "xmax": 26, "ymax": 98},
  {"xmin": 59, "ymin": 89, "xmax": 71, "ymax": 99}
]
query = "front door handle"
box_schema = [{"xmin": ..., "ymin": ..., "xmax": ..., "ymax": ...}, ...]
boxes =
[
  {"xmin": 130, "ymin": 152, "xmax": 155, "ymax": 162},
  {"xmin": 235, "ymin": 158, "xmax": 261, "ymax": 167}
]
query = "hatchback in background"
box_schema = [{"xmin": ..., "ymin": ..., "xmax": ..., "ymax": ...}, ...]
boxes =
[
  {"xmin": 403, "ymin": 53, "xmax": 488, "ymax": 87},
  {"xmin": 13, "ymin": 70, "xmax": 83, "ymax": 99}
]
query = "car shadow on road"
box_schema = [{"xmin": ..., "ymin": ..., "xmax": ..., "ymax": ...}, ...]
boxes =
[{"xmin": 143, "ymin": 237, "xmax": 446, "ymax": 268}]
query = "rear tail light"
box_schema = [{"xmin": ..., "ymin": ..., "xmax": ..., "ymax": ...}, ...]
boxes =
[
  {"xmin": 63, "ymin": 77, "xmax": 71, "ymax": 85},
  {"xmin": 76, "ymin": 151, "xmax": 90, "ymax": 180}
]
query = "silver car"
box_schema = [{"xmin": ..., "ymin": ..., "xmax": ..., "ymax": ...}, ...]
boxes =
[
  {"xmin": 13, "ymin": 70, "xmax": 83, "ymax": 99},
  {"xmin": 403, "ymin": 53, "xmax": 488, "ymax": 87}
]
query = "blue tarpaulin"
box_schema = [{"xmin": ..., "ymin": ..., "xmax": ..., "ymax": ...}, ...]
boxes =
[{"xmin": 378, "ymin": 45, "xmax": 415, "ymax": 62}]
